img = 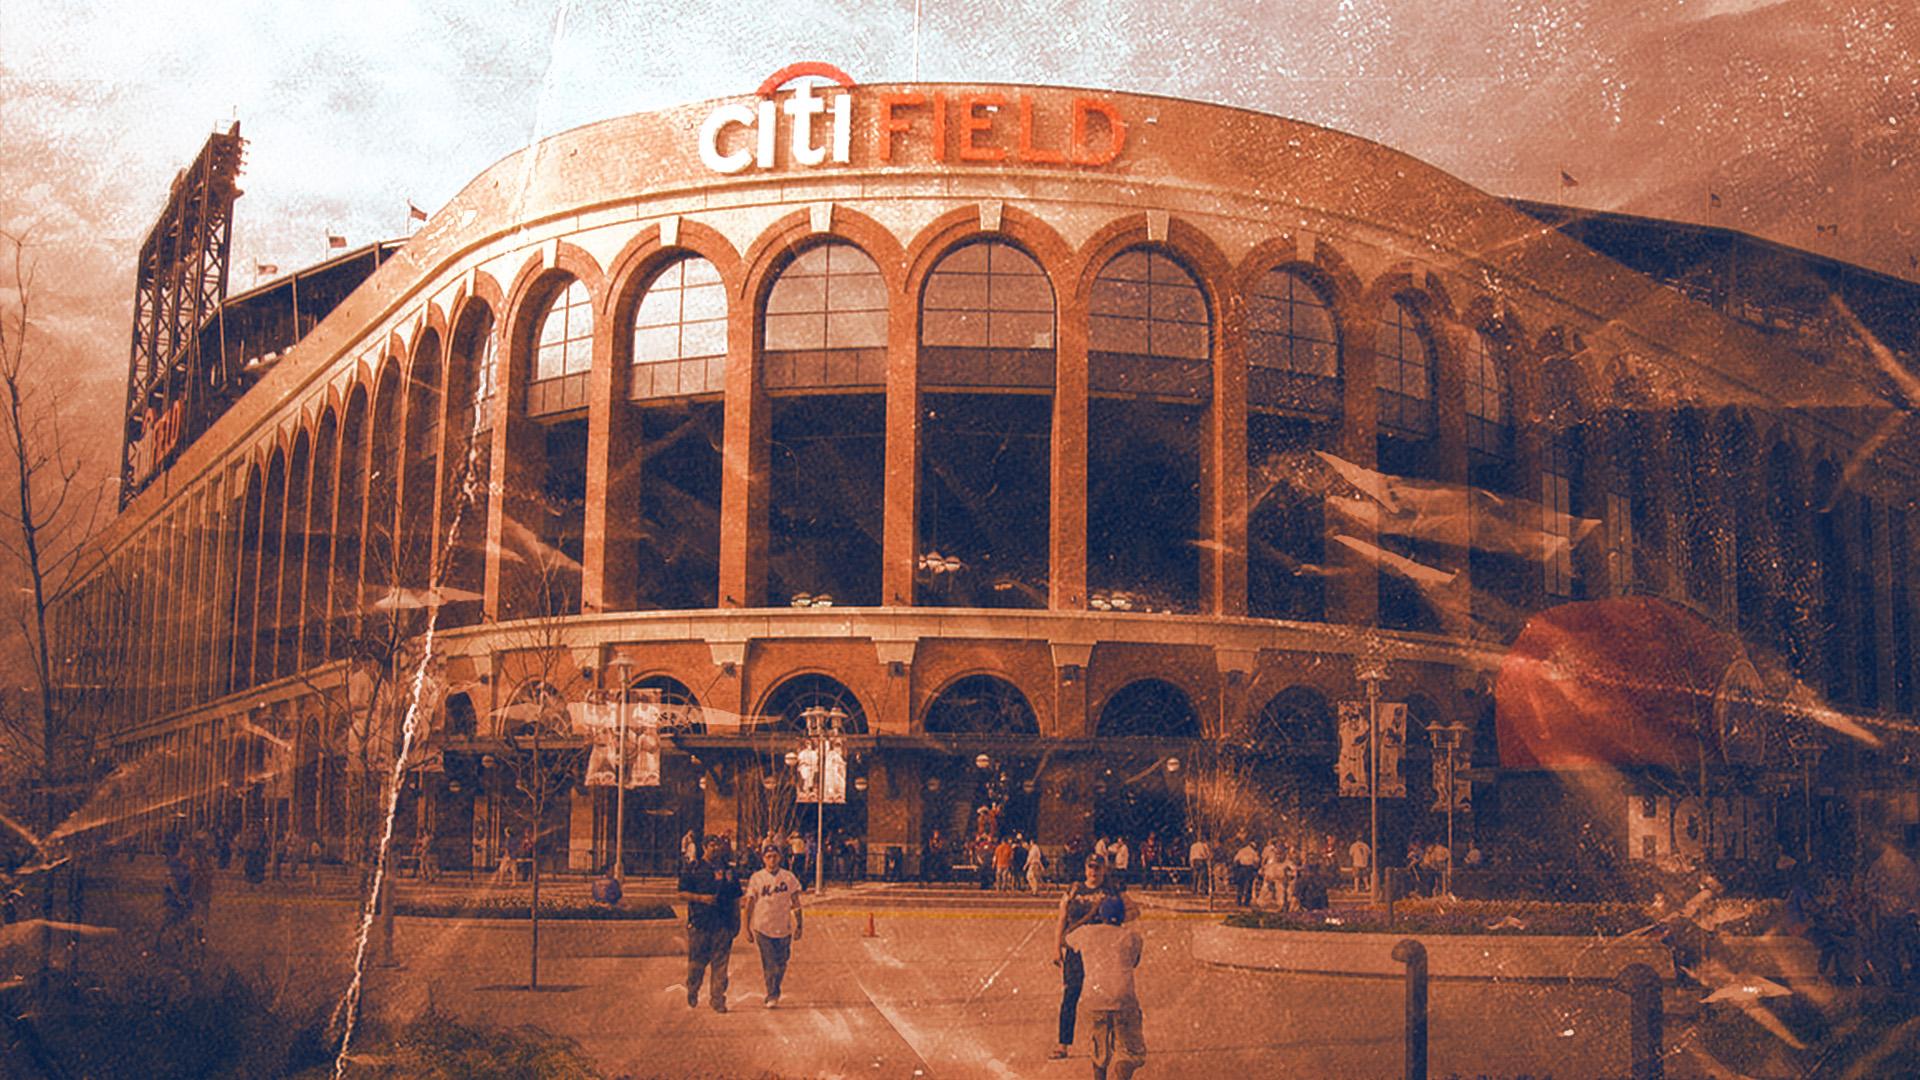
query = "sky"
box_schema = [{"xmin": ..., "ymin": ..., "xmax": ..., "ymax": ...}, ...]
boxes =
[{"xmin": 0, "ymin": 0, "xmax": 1915, "ymax": 458}]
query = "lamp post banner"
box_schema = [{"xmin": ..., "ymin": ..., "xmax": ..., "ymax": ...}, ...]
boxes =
[
  {"xmin": 796, "ymin": 742, "xmax": 848, "ymax": 803},
  {"xmin": 1338, "ymin": 701, "xmax": 1370, "ymax": 796},
  {"xmin": 1337, "ymin": 701, "xmax": 1407, "ymax": 797}
]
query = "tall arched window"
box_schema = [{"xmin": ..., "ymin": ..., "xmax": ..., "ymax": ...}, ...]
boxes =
[
  {"xmin": 1248, "ymin": 267, "xmax": 1340, "ymax": 414},
  {"xmin": 1088, "ymin": 248, "xmax": 1210, "ymax": 612},
  {"xmin": 1089, "ymin": 249, "xmax": 1210, "ymax": 397},
  {"xmin": 632, "ymin": 255, "xmax": 726, "ymax": 399},
  {"xmin": 529, "ymin": 279, "xmax": 593, "ymax": 416},
  {"xmin": 921, "ymin": 241, "xmax": 1054, "ymax": 388},
  {"xmin": 1463, "ymin": 330, "xmax": 1510, "ymax": 458},
  {"xmin": 1375, "ymin": 298, "xmax": 1433, "ymax": 437},
  {"xmin": 764, "ymin": 242, "xmax": 887, "ymax": 389},
  {"xmin": 765, "ymin": 242, "xmax": 888, "ymax": 605},
  {"xmin": 917, "ymin": 240, "xmax": 1054, "ymax": 608}
]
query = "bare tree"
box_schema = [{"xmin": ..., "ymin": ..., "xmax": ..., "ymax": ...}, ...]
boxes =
[{"xmin": 0, "ymin": 231, "xmax": 113, "ymax": 942}]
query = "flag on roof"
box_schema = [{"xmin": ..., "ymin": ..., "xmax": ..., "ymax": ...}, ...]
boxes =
[
  {"xmin": 255, "ymin": 262, "xmax": 278, "ymax": 275},
  {"xmin": 1559, "ymin": 169, "xmax": 1579, "ymax": 188},
  {"xmin": 327, "ymin": 233, "xmax": 347, "ymax": 249},
  {"xmin": 408, "ymin": 202, "xmax": 428, "ymax": 222}
]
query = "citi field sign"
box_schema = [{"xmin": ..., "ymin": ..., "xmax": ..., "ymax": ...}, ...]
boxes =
[{"xmin": 697, "ymin": 62, "xmax": 1128, "ymax": 174}]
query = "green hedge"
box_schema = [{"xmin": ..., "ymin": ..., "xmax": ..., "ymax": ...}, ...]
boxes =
[{"xmin": 395, "ymin": 897, "xmax": 676, "ymax": 921}]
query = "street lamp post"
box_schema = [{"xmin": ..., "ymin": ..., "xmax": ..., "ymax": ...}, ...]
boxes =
[
  {"xmin": 605, "ymin": 657, "xmax": 633, "ymax": 882},
  {"xmin": 1429, "ymin": 721, "xmax": 1470, "ymax": 898},
  {"xmin": 798, "ymin": 704, "xmax": 845, "ymax": 893},
  {"xmin": 1354, "ymin": 652, "xmax": 1391, "ymax": 904}
]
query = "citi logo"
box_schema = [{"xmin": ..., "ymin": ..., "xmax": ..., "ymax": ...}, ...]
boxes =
[
  {"xmin": 698, "ymin": 62, "xmax": 856, "ymax": 175},
  {"xmin": 697, "ymin": 64, "xmax": 1130, "ymax": 175}
]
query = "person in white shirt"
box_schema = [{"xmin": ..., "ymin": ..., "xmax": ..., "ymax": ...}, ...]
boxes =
[
  {"xmin": 1349, "ymin": 837, "xmax": 1371, "ymax": 892},
  {"xmin": 1187, "ymin": 836, "xmax": 1211, "ymax": 896},
  {"xmin": 1257, "ymin": 838, "xmax": 1281, "ymax": 906},
  {"xmin": 1111, "ymin": 836, "xmax": 1131, "ymax": 887},
  {"xmin": 1025, "ymin": 838, "xmax": 1047, "ymax": 893},
  {"xmin": 744, "ymin": 846, "xmax": 805, "ymax": 1007},
  {"xmin": 1064, "ymin": 894, "xmax": 1146, "ymax": 1080}
]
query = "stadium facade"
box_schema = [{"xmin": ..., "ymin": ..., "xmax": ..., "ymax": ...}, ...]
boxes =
[{"xmin": 56, "ymin": 73, "xmax": 1920, "ymax": 877}]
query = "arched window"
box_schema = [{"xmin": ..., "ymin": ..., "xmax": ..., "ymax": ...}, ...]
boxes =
[
  {"xmin": 758, "ymin": 673, "xmax": 870, "ymax": 735},
  {"xmin": 632, "ymin": 256, "xmax": 726, "ymax": 399},
  {"xmin": 764, "ymin": 242, "xmax": 887, "ymax": 389},
  {"xmin": 529, "ymin": 279, "xmax": 593, "ymax": 415},
  {"xmin": 1248, "ymin": 267, "xmax": 1339, "ymax": 414},
  {"xmin": 1463, "ymin": 330, "xmax": 1510, "ymax": 457},
  {"xmin": 916, "ymin": 240, "xmax": 1055, "ymax": 607},
  {"xmin": 923, "ymin": 675, "xmax": 1039, "ymax": 736},
  {"xmin": 1095, "ymin": 679, "xmax": 1201, "ymax": 739},
  {"xmin": 1089, "ymin": 248, "xmax": 1210, "ymax": 397},
  {"xmin": 625, "ymin": 674, "xmax": 705, "ymax": 733},
  {"xmin": 1375, "ymin": 298, "xmax": 1433, "ymax": 436},
  {"xmin": 920, "ymin": 240, "xmax": 1054, "ymax": 388}
]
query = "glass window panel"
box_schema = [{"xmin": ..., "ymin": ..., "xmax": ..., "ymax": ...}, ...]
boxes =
[
  {"xmin": 1148, "ymin": 253, "xmax": 1193, "ymax": 284},
  {"xmin": 539, "ymin": 310, "xmax": 566, "ymax": 347},
  {"xmin": 681, "ymin": 282, "xmax": 726, "ymax": 323},
  {"xmin": 635, "ymin": 288, "xmax": 680, "ymax": 328},
  {"xmin": 1152, "ymin": 285, "xmax": 1207, "ymax": 324},
  {"xmin": 824, "ymin": 244, "xmax": 877, "ymax": 276},
  {"xmin": 923, "ymin": 309, "xmax": 984, "ymax": 348},
  {"xmin": 681, "ymin": 318, "xmax": 727, "ymax": 359},
  {"xmin": 633, "ymin": 325, "xmax": 680, "ymax": 364},
  {"xmin": 927, "ymin": 273, "xmax": 991, "ymax": 311},
  {"xmin": 1093, "ymin": 280, "xmax": 1151, "ymax": 320},
  {"xmin": 766, "ymin": 274, "xmax": 826, "ymax": 315},
  {"xmin": 1105, "ymin": 249, "xmax": 1151, "ymax": 281},
  {"xmin": 682, "ymin": 258, "xmax": 721, "ymax": 286},
  {"xmin": 765, "ymin": 312, "xmax": 823, "ymax": 350},
  {"xmin": 989, "ymin": 243, "xmax": 1045, "ymax": 276},
  {"xmin": 787, "ymin": 246, "xmax": 831, "ymax": 275},
  {"xmin": 832, "ymin": 274, "xmax": 889, "ymax": 313},
  {"xmin": 827, "ymin": 309, "xmax": 888, "ymax": 348},
  {"xmin": 1090, "ymin": 314, "xmax": 1151, "ymax": 354},
  {"xmin": 941, "ymin": 243, "xmax": 990, "ymax": 272},
  {"xmin": 992, "ymin": 311, "xmax": 1054, "ymax": 349},
  {"xmin": 1155, "ymin": 321, "xmax": 1210, "ymax": 360}
]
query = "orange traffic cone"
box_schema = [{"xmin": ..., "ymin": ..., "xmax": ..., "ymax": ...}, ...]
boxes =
[{"xmin": 864, "ymin": 912, "xmax": 878, "ymax": 938}]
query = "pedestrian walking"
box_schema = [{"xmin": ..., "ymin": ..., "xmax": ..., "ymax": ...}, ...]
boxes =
[
  {"xmin": 1064, "ymin": 894, "xmax": 1146, "ymax": 1080},
  {"xmin": 1187, "ymin": 835, "xmax": 1211, "ymax": 896},
  {"xmin": 681, "ymin": 829, "xmax": 699, "ymax": 866},
  {"xmin": 1231, "ymin": 839, "xmax": 1259, "ymax": 907},
  {"xmin": 1256, "ymin": 837, "xmax": 1280, "ymax": 906},
  {"xmin": 1111, "ymin": 836, "xmax": 1131, "ymax": 888},
  {"xmin": 1026, "ymin": 837, "xmax": 1047, "ymax": 893},
  {"xmin": 744, "ymin": 846, "xmax": 804, "ymax": 1007},
  {"xmin": 994, "ymin": 835, "xmax": 1016, "ymax": 892},
  {"xmin": 677, "ymin": 838, "xmax": 744, "ymax": 1012},
  {"xmin": 1348, "ymin": 837, "xmax": 1371, "ymax": 892},
  {"xmin": 1052, "ymin": 853, "xmax": 1126, "ymax": 1060}
]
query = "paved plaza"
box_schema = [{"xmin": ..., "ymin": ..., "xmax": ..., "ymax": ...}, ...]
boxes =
[{"xmin": 96, "ymin": 869, "xmax": 1671, "ymax": 1079}]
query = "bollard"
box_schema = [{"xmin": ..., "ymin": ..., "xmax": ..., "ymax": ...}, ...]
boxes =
[
  {"xmin": 1391, "ymin": 938, "xmax": 1428, "ymax": 1080},
  {"xmin": 864, "ymin": 912, "xmax": 877, "ymax": 938},
  {"xmin": 1612, "ymin": 962, "xmax": 1663, "ymax": 1080}
]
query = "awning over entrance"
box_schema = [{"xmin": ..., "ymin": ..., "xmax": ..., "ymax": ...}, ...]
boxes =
[{"xmin": 1496, "ymin": 596, "xmax": 1760, "ymax": 771}]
